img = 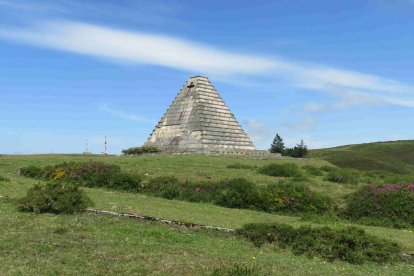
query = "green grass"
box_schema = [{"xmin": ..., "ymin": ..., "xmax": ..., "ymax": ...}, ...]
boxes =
[
  {"xmin": 1, "ymin": 154, "xmax": 414, "ymax": 274},
  {"xmin": 4, "ymin": 154, "xmax": 328, "ymax": 182},
  {"xmin": 2, "ymin": 200, "xmax": 413, "ymax": 275},
  {"xmin": 311, "ymin": 140, "xmax": 414, "ymax": 173},
  {"xmin": 1, "ymin": 154, "xmax": 356, "ymax": 200}
]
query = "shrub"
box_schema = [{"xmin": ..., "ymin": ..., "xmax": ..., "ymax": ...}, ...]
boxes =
[
  {"xmin": 215, "ymin": 178, "xmax": 261, "ymax": 209},
  {"xmin": 345, "ymin": 183, "xmax": 414, "ymax": 226},
  {"xmin": 71, "ymin": 162, "xmax": 122, "ymax": 187},
  {"xmin": 19, "ymin": 162, "xmax": 143, "ymax": 191},
  {"xmin": 258, "ymin": 163, "xmax": 302, "ymax": 177},
  {"xmin": 227, "ymin": 163, "xmax": 256, "ymax": 170},
  {"xmin": 122, "ymin": 146, "xmax": 161, "ymax": 155},
  {"xmin": 145, "ymin": 176, "xmax": 181, "ymax": 199},
  {"xmin": 320, "ymin": 165, "xmax": 337, "ymax": 172},
  {"xmin": 237, "ymin": 223, "xmax": 401, "ymax": 264},
  {"xmin": 179, "ymin": 181, "xmax": 222, "ymax": 203},
  {"xmin": 325, "ymin": 168, "xmax": 361, "ymax": 184},
  {"xmin": 17, "ymin": 182, "xmax": 93, "ymax": 214},
  {"xmin": 260, "ymin": 181, "xmax": 334, "ymax": 214},
  {"xmin": 0, "ymin": 175, "xmax": 10, "ymax": 182},
  {"xmin": 20, "ymin": 166, "xmax": 42, "ymax": 178},
  {"xmin": 108, "ymin": 172, "xmax": 143, "ymax": 192},
  {"xmin": 302, "ymin": 165, "xmax": 323, "ymax": 176}
]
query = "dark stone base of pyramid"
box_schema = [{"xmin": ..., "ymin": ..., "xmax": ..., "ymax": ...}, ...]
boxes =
[{"xmin": 149, "ymin": 147, "xmax": 282, "ymax": 158}]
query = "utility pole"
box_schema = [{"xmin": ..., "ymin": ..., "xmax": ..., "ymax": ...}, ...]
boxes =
[{"xmin": 83, "ymin": 139, "xmax": 91, "ymax": 155}]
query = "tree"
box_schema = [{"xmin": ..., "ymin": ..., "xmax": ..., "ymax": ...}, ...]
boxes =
[
  {"xmin": 270, "ymin": 133, "xmax": 285, "ymax": 154},
  {"xmin": 292, "ymin": 139, "xmax": 308, "ymax": 158}
]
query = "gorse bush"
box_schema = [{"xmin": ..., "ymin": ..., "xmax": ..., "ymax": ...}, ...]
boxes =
[
  {"xmin": 17, "ymin": 182, "xmax": 93, "ymax": 214},
  {"xmin": 345, "ymin": 183, "xmax": 414, "ymax": 227},
  {"xmin": 107, "ymin": 172, "xmax": 143, "ymax": 192},
  {"xmin": 146, "ymin": 176, "xmax": 181, "ymax": 199},
  {"xmin": 20, "ymin": 162, "xmax": 142, "ymax": 190},
  {"xmin": 237, "ymin": 223, "xmax": 401, "ymax": 264},
  {"xmin": 0, "ymin": 175, "xmax": 10, "ymax": 182},
  {"xmin": 215, "ymin": 178, "xmax": 261, "ymax": 209},
  {"xmin": 320, "ymin": 165, "xmax": 337, "ymax": 172},
  {"xmin": 179, "ymin": 181, "xmax": 223, "ymax": 203},
  {"xmin": 261, "ymin": 181, "xmax": 334, "ymax": 214},
  {"xmin": 122, "ymin": 146, "xmax": 161, "ymax": 155},
  {"xmin": 325, "ymin": 168, "xmax": 361, "ymax": 184},
  {"xmin": 227, "ymin": 163, "xmax": 256, "ymax": 170},
  {"xmin": 19, "ymin": 162, "xmax": 336, "ymax": 216},
  {"xmin": 19, "ymin": 165, "xmax": 42, "ymax": 178},
  {"xmin": 258, "ymin": 163, "xmax": 302, "ymax": 177}
]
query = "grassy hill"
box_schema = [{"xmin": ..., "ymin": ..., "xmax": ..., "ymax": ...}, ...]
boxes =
[
  {"xmin": 1, "ymin": 154, "xmax": 413, "ymax": 275},
  {"xmin": 311, "ymin": 140, "xmax": 414, "ymax": 174}
]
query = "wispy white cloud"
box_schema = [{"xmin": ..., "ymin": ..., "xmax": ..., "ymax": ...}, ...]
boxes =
[
  {"xmin": 99, "ymin": 103, "xmax": 154, "ymax": 123},
  {"xmin": 0, "ymin": 21, "xmax": 276, "ymax": 75},
  {"xmin": 281, "ymin": 117, "xmax": 318, "ymax": 132},
  {"xmin": 1, "ymin": 20, "xmax": 414, "ymax": 109},
  {"xmin": 304, "ymin": 102, "xmax": 325, "ymax": 113}
]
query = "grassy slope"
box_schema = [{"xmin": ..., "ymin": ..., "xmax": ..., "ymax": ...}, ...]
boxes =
[
  {"xmin": 1, "ymin": 155, "xmax": 414, "ymax": 275},
  {"xmin": 311, "ymin": 140, "xmax": 414, "ymax": 173},
  {"xmin": 3, "ymin": 201, "xmax": 413, "ymax": 275}
]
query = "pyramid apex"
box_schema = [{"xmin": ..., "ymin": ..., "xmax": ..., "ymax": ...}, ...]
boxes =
[{"xmin": 189, "ymin": 75, "xmax": 209, "ymax": 79}]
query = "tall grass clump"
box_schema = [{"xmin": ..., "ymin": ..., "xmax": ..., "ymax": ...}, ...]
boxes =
[
  {"xmin": 325, "ymin": 168, "xmax": 361, "ymax": 184},
  {"xmin": 345, "ymin": 183, "xmax": 414, "ymax": 227},
  {"xmin": 17, "ymin": 182, "xmax": 93, "ymax": 214},
  {"xmin": 258, "ymin": 163, "xmax": 302, "ymax": 177},
  {"xmin": 302, "ymin": 165, "xmax": 324, "ymax": 176},
  {"xmin": 211, "ymin": 263, "xmax": 261, "ymax": 276},
  {"xmin": 237, "ymin": 223, "xmax": 401, "ymax": 264}
]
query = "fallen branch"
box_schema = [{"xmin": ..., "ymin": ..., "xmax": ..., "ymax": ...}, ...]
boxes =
[{"xmin": 86, "ymin": 208, "xmax": 235, "ymax": 233}]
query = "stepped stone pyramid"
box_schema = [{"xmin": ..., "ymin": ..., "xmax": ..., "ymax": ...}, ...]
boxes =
[{"xmin": 144, "ymin": 76, "xmax": 256, "ymax": 154}]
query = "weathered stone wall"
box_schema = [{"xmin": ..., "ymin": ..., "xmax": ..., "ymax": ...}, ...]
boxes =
[{"xmin": 145, "ymin": 76, "xmax": 256, "ymax": 154}]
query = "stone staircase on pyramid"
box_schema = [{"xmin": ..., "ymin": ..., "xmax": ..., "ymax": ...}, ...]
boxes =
[{"xmin": 144, "ymin": 76, "xmax": 266, "ymax": 155}]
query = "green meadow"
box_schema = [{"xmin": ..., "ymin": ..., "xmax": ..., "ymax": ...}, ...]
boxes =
[{"xmin": 0, "ymin": 152, "xmax": 413, "ymax": 275}]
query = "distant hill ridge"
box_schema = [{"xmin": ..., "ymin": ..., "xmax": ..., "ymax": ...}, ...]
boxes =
[{"xmin": 311, "ymin": 140, "xmax": 414, "ymax": 174}]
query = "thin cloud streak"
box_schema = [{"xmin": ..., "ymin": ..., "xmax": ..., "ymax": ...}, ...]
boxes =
[
  {"xmin": 99, "ymin": 103, "xmax": 155, "ymax": 123},
  {"xmin": 0, "ymin": 21, "xmax": 276, "ymax": 75},
  {"xmin": 1, "ymin": 20, "xmax": 414, "ymax": 108}
]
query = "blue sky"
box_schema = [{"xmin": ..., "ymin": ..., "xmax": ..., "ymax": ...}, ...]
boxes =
[{"xmin": 1, "ymin": 0, "xmax": 414, "ymax": 154}]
